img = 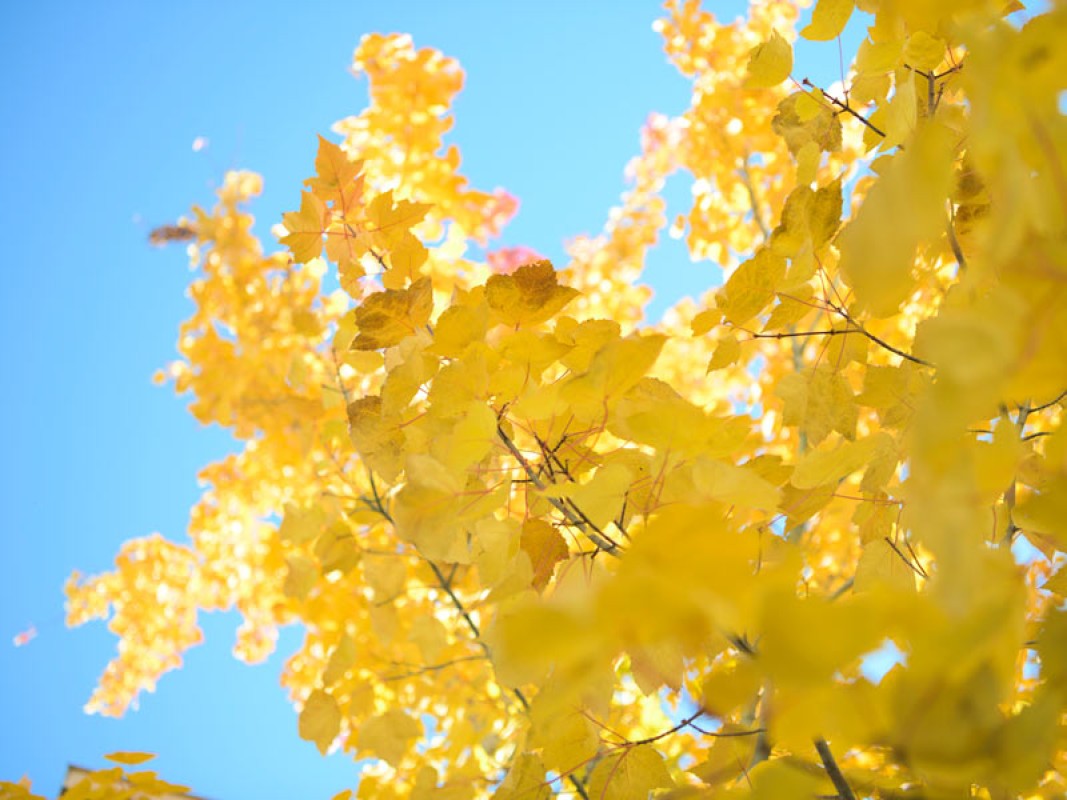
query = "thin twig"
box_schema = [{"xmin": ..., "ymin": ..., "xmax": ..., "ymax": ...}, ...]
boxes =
[
  {"xmin": 884, "ymin": 536, "xmax": 928, "ymax": 578},
  {"xmin": 801, "ymin": 78, "xmax": 885, "ymax": 138},
  {"xmin": 814, "ymin": 738, "xmax": 857, "ymax": 800},
  {"xmin": 496, "ymin": 424, "xmax": 622, "ymax": 556},
  {"xmin": 748, "ymin": 327, "xmax": 931, "ymax": 367}
]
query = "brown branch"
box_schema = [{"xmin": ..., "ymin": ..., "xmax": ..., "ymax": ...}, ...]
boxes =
[
  {"xmin": 884, "ymin": 536, "xmax": 928, "ymax": 579},
  {"xmin": 748, "ymin": 327, "xmax": 932, "ymax": 367},
  {"xmin": 801, "ymin": 78, "xmax": 885, "ymax": 138},
  {"xmin": 1029, "ymin": 389, "xmax": 1067, "ymax": 413},
  {"xmin": 814, "ymin": 738, "xmax": 857, "ymax": 800},
  {"xmin": 496, "ymin": 423, "xmax": 622, "ymax": 556},
  {"xmin": 357, "ymin": 433, "xmax": 588, "ymax": 797},
  {"xmin": 946, "ymin": 202, "xmax": 968, "ymax": 273}
]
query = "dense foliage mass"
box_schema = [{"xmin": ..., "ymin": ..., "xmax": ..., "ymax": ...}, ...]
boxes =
[{"xmin": 7, "ymin": 0, "xmax": 1067, "ymax": 797}]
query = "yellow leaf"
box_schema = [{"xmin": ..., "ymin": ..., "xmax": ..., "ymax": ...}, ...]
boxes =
[
  {"xmin": 429, "ymin": 303, "xmax": 488, "ymax": 358},
  {"xmin": 366, "ymin": 190, "xmax": 432, "ymax": 251},
  {"xmin": 306, "ymin": 135, "xmax": 363, "ymax": 206},
  {"xmin": 792, "ymin": 434, "xmax": 886, "ymax": 489},
  {"xmin": 530, "ymin": 705, "xmax": 599, "ymax": 773},
  {"xmin": 706, "ymin": 334, "xmax": 741, "ymax": 372},
  {"xmin": 701, "ymin": 659, "xmax": 762, "ymax": 717},
  {"xmin": 283, "ymin": 553, "xmax": 318, "ymax": 600},
  {"xmin": 691, "ymin": 307, "xmax": 721, "ymax": 336},
  {"xmin": 486, "ymin": 260, "xmax": 579, "ymax": 327},
  {"xmin": 550, "ymin": 462, "xmax": 633, "ymax": 530},
  {"xmin": 801, "ymin": 0, "xmax": 854, "ymax": 41},
  {"xmin": 323, "ymin": 635, "xmax": 357, "ymax": 686},
  {"xmin": 382, "ymin": 232, "xmax": 429, "ymax": 289},
  {"xmin": 717, "ymin": 248, "xmax": 786, "ymax": 326},
  {"xmin": 358, "ymin": 709, "xmax": 422, "ymax": 767},
  {"xmin": 904, "ymin": 31, "xmax": 946, "ymax": 72},
  {"xmin": 562, "ymin": 333, "xmax": 666, "ymax": 410},
  {"xmin": 763, "ymin": 288, "xmax": 814, "ymax": 332},
  {"xmin": 759, "ymin": 590, "xmax": 882, "ymax": 687},
  {"xmin": 410, "ymin": 615, "xmax": 449, "ymax": 663},
  {"xmin": 856, "ymin": 38, "xmax": 904, "ymax": 74},
  {"xmin": 693, "ymin": 457, "xmax": 780, "ymax": 512},
  {"xmin": 103, "ymin": 752, "xmax": 156, "ymax": 766},
  {"xmin": 838, "ymin": 124, "xmax": 955, "ymax": 316},
  {"xmin": 352, "ymin": 276, "xmax": 433, "ymax": 350},
  {"xmin": 587, "ymin": 745, "xmax": 674, "ymax": 799},
  {"xmin": 854, "ymin": 538, "xmax": 918, "ymax": 593},
  {"xmin": 494, "ymin": 753, "xmax": 550, "ymax": 800},
  {"xmin": 281, "ymin": 191, "xmax": 326, "ymax": 263},
  {"xmin": 745, "ymin": 30, "xmax": 793, "ymax": 89},
  {"xmin": 1016, "ymin": 478, "xmax": 1067, "ymax": 549},
  {"xmin": 362, "ymin": 553, "xmax": 407, "ymax": 599},
  {"xmin": 299, "ymin": 690, "xmax": 341, "ymax": 755},
  {"xmin": 804, "ymin": 365, "xmax": 857, "ymax": 445},
  {"xmin": 520, "ymin": 519, "xmax": 570, "ymax": 591}
]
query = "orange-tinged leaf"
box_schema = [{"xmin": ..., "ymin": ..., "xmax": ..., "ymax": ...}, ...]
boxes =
[
  {"xmin": 103, "ymin": 752, "xmax": 156, "ymax": 766},
  {"xmin": 352, "ymin": 276, "xmax": 433, "ymax": 350},
  {"xmin": 366, "ymin": 190, "xmax": 432, "ymax": 250},
  {"xmin": 486, "ymin": 260, "xmax": 579, "ymax": 327},
  {"xmin": 307, "ymin": 135, "xmax": 363, "ymax": 206},
  {"xmin": 299, "ymin": 690, "xmax": 341, "ymax": 755},
  {"xmin": 281, "ymin": 191, "xmax": 327, "ymax": 263},
  {"xmin": 520, "ymin": 520, "xmax": 569, "ymax": 591}
]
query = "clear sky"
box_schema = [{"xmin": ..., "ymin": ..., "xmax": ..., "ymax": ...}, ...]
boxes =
[{"xmin": 0, "ymin": 3, "xmax": 860, "ymax": 798}]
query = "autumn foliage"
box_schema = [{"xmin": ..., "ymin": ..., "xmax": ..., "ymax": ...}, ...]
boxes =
[{"xmin": 8, "ymin": 0, "xmax": 1067, "ymax": 798}]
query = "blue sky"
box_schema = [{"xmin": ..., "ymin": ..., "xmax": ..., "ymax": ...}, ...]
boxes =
[{"xmin": 0, "ymin": 3, "xmax": 861, "ymax": 798}]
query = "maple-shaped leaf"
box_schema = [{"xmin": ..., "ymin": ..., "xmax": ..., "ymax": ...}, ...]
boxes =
[
  {"xmin": 306, "ymin": 135, "xmax": 363, "ymax": 206},
  {"xmin": 351, "ymin": 277, "xmax": 433, "ymax": 350},
  {"xmin": 366, "ymin": 190, "xmax": 432, "ymax": 251},
  {"xmin": 486, "ymin": 260, "xmax": 579, "ymax": 327},
  {"xmin": 281, "ymin": 191, "xmax": 327, "ymax": 263}
]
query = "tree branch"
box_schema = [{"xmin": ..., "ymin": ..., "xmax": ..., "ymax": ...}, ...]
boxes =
[
  {"xmin": 814, "ymin": 738, "xmax": 857, "ymax": 800},
  {"xmin": 801, "ymin": 78, "xmax": 885, "ymax": 138},
  {"xmin": 496, "ymin": 423, "xmax": 623, "ymax": 556},
  {"xmin": 748, "ymin": 327, "xmax": 932, "ymax": 367}
]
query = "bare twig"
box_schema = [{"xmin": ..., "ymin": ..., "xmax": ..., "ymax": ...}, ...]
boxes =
[
  {"xmin": 748, "ymin": 327, "xmax": 932, "ymax": 367},
  {"xmin": 801, "ymin": 78, "xmax": 885, "ymax": 138},
  {"xmin": 496, "ymin": 423, "xmax": 622, "ymax": 556},
  {"xmin": 814, "ymin": 738, "xmax": 857, "ymax": 800}
]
